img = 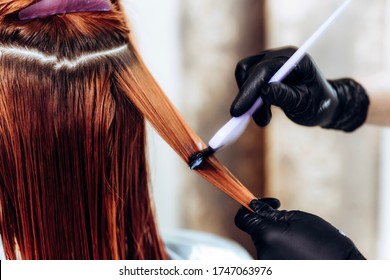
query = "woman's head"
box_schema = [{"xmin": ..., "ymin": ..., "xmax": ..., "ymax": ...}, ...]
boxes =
[
  {"xmin": 0, "ymin": 0, "xmax": 167, "ymax": 260},
  {"xmin": 0, "ymin": 0, "xmax": 256, "ymax": 260}
]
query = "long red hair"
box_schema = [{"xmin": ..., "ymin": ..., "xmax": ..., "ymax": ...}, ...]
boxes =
[
  {"xmin": 0, "ymin": 0, "xmax": 167, "ymax": 259},
  {"xmin": 0, "ymin": 0, "xmax": 256, "ymax": 260}
]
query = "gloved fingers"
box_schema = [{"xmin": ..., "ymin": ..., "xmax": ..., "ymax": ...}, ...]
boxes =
[
  {"xmin": 234, "ymin": 206, "xmax": 278, "ymax": 236},
  {"xmin": 235, "ymin": 53, "xmax": 268, "ymax": 88},
  {"xmin": 235, "ymin": 46, "xmax": 301, "ymax": 88},
  {"xmin": 250, "ymin": 199, "xmax": 287, "ymax": 221},
  {"xmin": 258, "ymin": 197, "xmax": 281, "ymax": 209},
  {"xmin": 263, "ymin": 82, "xmax": 298, "ymax": 110},
  {"xmin": 235, "ymin": 198, "xmax": 287, "ymax": 237},
  {"xmin": 252, "ymin": 104, "xmax": 272, "ymax": 127},
  {"xmin": 282, "ymin": 53, "xmax": 316, "ymax": 83},
  {"xmin": 231, "ymin": 58, "xmax": 286, "ymax": 117}
]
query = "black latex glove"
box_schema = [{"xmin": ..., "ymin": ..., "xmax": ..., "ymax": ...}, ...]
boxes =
[
  {"xmin": 231, "ymin": 47, "xmax": 369, "ymax": 131},
  {"xmin": 235, "ymin": 199, "xmax": 366, "ymax": 260}
]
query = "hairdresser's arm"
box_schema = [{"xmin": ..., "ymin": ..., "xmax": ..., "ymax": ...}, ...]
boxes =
[
  {"xmin": 231, "ymin": 47, "xmax": 370, "ymax": 131},
  {"xmin": 235, "ymin": 199, "xmax": 366, "ymax": 260},
  {"xmin": 359, "ymin": 71, "xmax": 390, "ymax": 126}
]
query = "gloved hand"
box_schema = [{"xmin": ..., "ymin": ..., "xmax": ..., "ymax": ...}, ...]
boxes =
[
  {"xmin": 230, "ymin": 47, "xmax": 369, "ymax": 131},
  {"xmin": 235, "ymin": 198, "xmax": 366, "ymax": 260}
]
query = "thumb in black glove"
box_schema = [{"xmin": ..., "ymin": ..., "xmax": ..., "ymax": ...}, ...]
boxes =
[
  {"xmin": 231, "ymin": 47, "xmax": 369, "ymax": 131},
  {"xmin": 235, "ymin": 198, "xmax": 366, "ymax": 260}
]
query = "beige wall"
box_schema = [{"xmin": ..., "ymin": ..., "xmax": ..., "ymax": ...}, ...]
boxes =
[{"xmin": 265, "ymin": 0, "xmax": 388, "ymax": 259}]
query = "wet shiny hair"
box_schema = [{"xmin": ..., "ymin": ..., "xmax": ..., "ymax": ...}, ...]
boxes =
[
  {"xmin": 0, "ymin": 0, "xmax": 167, "ymax": 259},
  {"xmin": 0, "ymin": 0, "xmax": 256, "ymax": 260}
]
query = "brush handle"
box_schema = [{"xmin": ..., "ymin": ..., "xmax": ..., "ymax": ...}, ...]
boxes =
[
  {"xmin": 209, "ymin": 98, "xmax": 263, "ymax": 150},
  {"xmin": 208, "ymin": 0, "xmax": 352, "ymax": 151}
]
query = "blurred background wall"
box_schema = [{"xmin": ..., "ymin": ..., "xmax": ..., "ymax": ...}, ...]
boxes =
[
  {"xmin": 125, "ymin": 0, "xmax": 390, "ymax": 259},
  {"xmin": 264, "ymin": 0, "xmax": 388, "ymax": 260}
]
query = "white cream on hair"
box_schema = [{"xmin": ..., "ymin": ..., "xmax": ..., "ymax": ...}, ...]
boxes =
[{"xmin": 0, "ymin": 44, "xmax": 128, "ymax": 70}]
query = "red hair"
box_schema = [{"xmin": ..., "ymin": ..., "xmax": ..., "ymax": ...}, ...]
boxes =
[
  {"xmin": 0, "ymin": 0, "xmax": 167, "ymax": 259},
  {"xmin": 0, "ymin": 0, "xmax": 256, "ymax": 260}
]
